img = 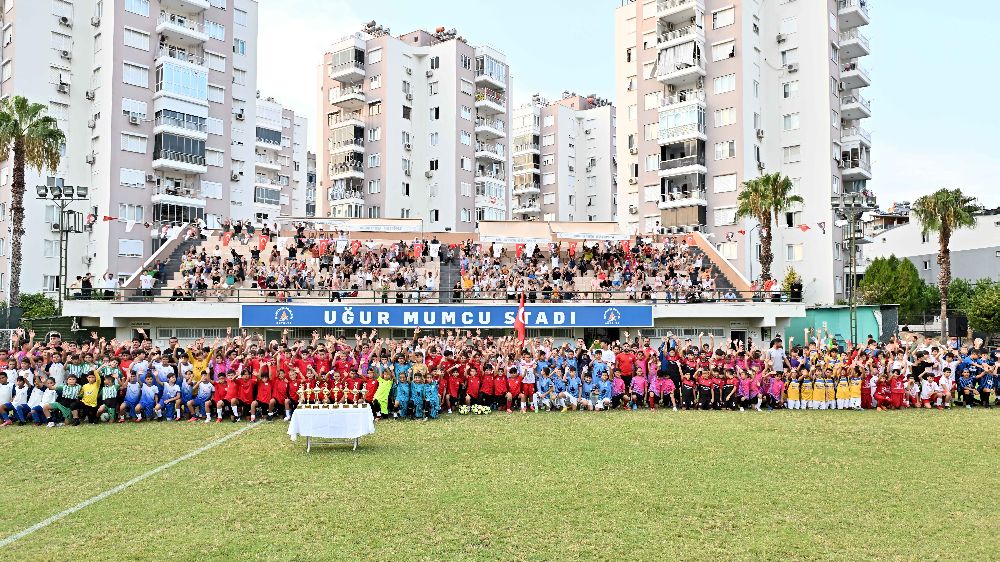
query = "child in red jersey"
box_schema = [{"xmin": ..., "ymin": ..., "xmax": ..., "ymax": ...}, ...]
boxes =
[
  {"xmin": 272, "ymin": 368, "xmax": 289, "ymax": 421},
  {"xmin": 680, "ymin": 372, "xmax": 696, "ymax": 410},
  {"xmin": 491, "ymin": 367, "xmax": 506, "ymax": 411},
  {"xmin": 480, "ymin": 365, "xmax": 495, "ymax": 409},
  {"xmin": 236, "ymin": 368, "xmax": 256, "ymax": 422},
  {"xmin": 888, "ymin": 369, "xmax": 905, "ymax": 410},
  {"xmin": 464, "ymin": 366, "xmax": 481, "ymax": 406},
  {"xmin": 211, "ymin": 372, "xmax": 230, "ymax": 422},
  {"xmin": 224, "ymin": 370, "xmax": 242, "ymax": 422},
  {"xmin": 504, "ymin": 367, "xmax": 522, "ymax": 413},
  {"xmin": 251, "ymin": 370, "xmax": 274, "ymax": 422},
  {"xmin": 874, "ymin": 374, "xmax": 890, "ymax": 411}
]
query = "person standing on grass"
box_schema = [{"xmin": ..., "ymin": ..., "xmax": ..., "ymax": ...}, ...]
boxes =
[{"xmin": 78, "ymin": 371, "xmax": 101, "ymax": 423}]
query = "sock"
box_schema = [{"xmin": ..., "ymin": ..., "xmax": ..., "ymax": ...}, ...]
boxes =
[{"xmin": 506, "ymin": 397, "xmax": 512, "ymax": 409}]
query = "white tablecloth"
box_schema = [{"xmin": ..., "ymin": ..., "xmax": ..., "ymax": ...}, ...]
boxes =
[{"xmin": 287, "ymin": 407, "xmax": 376, "ymax": 441}]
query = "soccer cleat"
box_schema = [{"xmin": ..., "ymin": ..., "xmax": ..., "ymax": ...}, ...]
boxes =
[
  {"xmin": 233, "ymin": 417, "xmax": 241, "ymax": 423},
  {"xmin": 134, "ymin": 417, "xmax": 142, "ymax": 423},
  {"xmin": 283, "ymin": 414, "xmax": 291, "ymax": 421},
  {"xmin": 215, "ymin": 418, "xmax": 222, "ymax": 423},
  {"xmin": 672, "ymin": 406, "xmax": 678, "ymax": 412},
  {"xmin": 2, "ymin": 420, "xmax": 12, "ymax": 426},
  {"xmin": 188, "ymin": 417, "xmax": 199, "ymax": 422},
  {"xmin": 47, "ymin": 421, "xmax": 55, "ymax": 428},
  {"xmin": 561, "ymin": 406, "xmax": 568, "ymax": 413},
  {"xmin": 117, "ymin": 417, "xmax": 126, "ymax": 423}
]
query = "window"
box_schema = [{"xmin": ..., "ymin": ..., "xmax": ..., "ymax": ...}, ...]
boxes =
[
  {"xmin": 124, "ymin": 0, "xmax": 149, "ymax": 17},
  {"xmin": 786, "ymin": 244, "xmax": 803, "ymax": 262},
  {"xmin": 42, "ymin": 274, "xmax": 60, "ymax": 292},
  {"xmin": 542, "ymin": 134, "xmax": 555, "ymax": 147},
  {"xmin": 781, "ymin": 48, "xmax": 799, "ymax": 66},
  {"xmin": 713, "ymin": 7, "xmax": 735, "ymax": 29},
  {"xmin": 460, "ymin": 54, "xmax": 471, "ymax": 70},
  {"xmin": 233, "ymin": 38, "xmax": 246, "ymax": 56},
  {"xmin": 461, "ymin": 182, "xmax": 472, "ymax": 197},
  {"xmin": 367, "ymin": 179, "xmax": 380, "ymax": 194},
  {"xmin": 401, "ymin": 182, "xmax": 410, "ymax": 196},
  {"xmin": 43, "ymin": 239, "xmax": 59, "ymax": 258},
  {"xmin": 206, "ymin": 149, "xmax": 223, "ymax": 167},
  {"xmin": 121, "ymin": 98, "xmax": 148, "ymax": 118},
  {"xmin": 368, "ymin": 127, "xmax": 381, "ymax": 141},
  {"xmin": 460, "ymin": 106, "xmax": 472, "ymax": 120},
  {"xmin": 460, "ymin": 79, "xmax": 473, "ymax": 95},
  {"xmin": 714, "ymin": 141, "xmax": 735, "ymax": 160},
  {"xmin": 542, "ymin": 173, "xmax": 555, "ymax": 186},
  {"xmin": 645, "ymin": 154, "xmax": 657, "ymax": 172},
  {"xmin": 783, "ymin": 113, "xmax": 800, "ymax": 131},
  {"xmin": 643, "ymin": 185, "xmax": 658, "ymax": 203},
  {"xmin": 780, "ymin": 18, "xmax": 798, "ymax": 35},
  {"xmin": 201, "ymin": 180, "xmax": 222, "ymax": 199},
  {"xmin": 430, "ymin": 56, "xmax": 439, "ymax": 69},
  {"xmin": 205, "ymin": 21, "xmax": 225, "ymax": 41},
  {"xmin": 543, "ymin": 115, "xmax": 554, "ymax": 128},
  {"xmin": 460, "ymin": 157, "xmax": 472, "ymax": 171},
  {"xmin": 119, "ymin": 168, "xmax": 146, "ymax": 187},
  {"xmin": 123, "ymin": 28, "xmax": 150, "ymax": 51},
  {"xmin": 367, "ymin": 48, "xmax": 382, "ymax": 64},
  {"xmin": 782, "ymin": 81, "xmax": 799, "ymax": 99},
  {"xmin": 369, "ymin": 102, "xmax": 381, "ymax": 117},
  {"xmin": 430, "ymin": 209, "xmax": 440, "ymax": 222},
  {"xmin": 120, "ymin": 133, "xmax": 147, "ymax": 154},
  {"xmin": 714, "ymin": 74, "xmax": 736, "ymax": 94},
  {"xmin": 0, "ymin": 61, "xmax": 9, "ymax": 83},
  {"xmin": 782, "ymin": 145, "xmax": 801, "ymax": 164},
  {"xmin": 208, "ymin": 85, "xmax": 225, "ymax": 103},
  {"xmin": 711, "ymin": 40, "xmax": 736, "ymax": 62},
  {"xmin": 369, "ymin": 74, "xmax": 381, "ymax": 89},
  {"xmin": 123, "ymin": 62, "xmax": 149, "ymax": 88},
  {"xmin": 235, "ymin": 8, "xmax": 248, "ymax": 27},
  {"xmin": 832, "ymin": 175, "xmax": 841, "ymax": 194},
  {"xmin": 784, "ymin": 211, "xmax": 802, "ymax": 228},
  {"xmin": 402, "ymin": 106, "xmax": 411, "ymax": 120},
  {"xmin": 429, "ymin": 160, "xmax": 439, "ymax": 171},
  {"xmin": 428, "ymin": 81, "xmax": 439, "ymax": 95},
  {"xmin": 232, "ymin": 68, "xmax": 246, "ymax": 85},
  {"xmin": 368, "ymin": 153, "xmax": 380, "ymax": 168},
  {"xmin": 714, "ymin": 107, "xmax": 736, "ymax": 127},
  {"xmin": 117, "ymin": 203, "xmax": 144, "ymax": 222},
  {"xmin": 118, "ymin": 239, "xmax": 144, "ymax": 257},
  {"xmin": 713, "ymin": 173, "xmax": 738, "ymax": 193},
  {"xmin": 627, "ymin": 105, "xmax": 637, "ymax": 121},
  {"xmin": 156, "ymin": 62, "xmax": 208, "ymax": 99},
  {"xmin": 714, "ymin": 206, "xmax": 737, "ymax": 227},
  {"xmin": 205, "ymin": 52, "xmax": 226, "ymax": 72},
  {"xmin": 460, "ymin": 131, "xmax": 472, "ymax": 145},
  {"xmin": 206, "ymin": 117, "xmax": 223, "ymax": 135},
  {"xmin": 644, "ymin": 123, "xmax": 658, "ymax": 141},
  {"xmin": 429, "ymin": 132, "xmax": 439, "ymax": 146},
  {"xmin": 429, "ymin": 107, "xmax": 440, "ymax": 120}
]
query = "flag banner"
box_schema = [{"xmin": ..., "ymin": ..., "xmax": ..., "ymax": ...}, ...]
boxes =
[
  {"xmin": 258, "ymin": 235, "xmax": 268, "ymax": 252},
  {"xmin": 222, "ymin": 231, "xmax": 233, "ymax": 246}
]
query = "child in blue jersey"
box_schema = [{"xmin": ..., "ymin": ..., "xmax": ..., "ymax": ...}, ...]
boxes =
[
  {"xmin": 189, "ymin": 372, "xmax": 216, "ymax": 421},
  {"xmin": 551, "ymin": 370, "xmax": 567, "ymax": 411},
  {"xmin": 156, "ymin": 373, "xmax": 181, "ymax": 421},
  {"xmin": 533, "ymin": 369, "xmax": 554, "ymax": 411},
  {"xmin": 135, "ymin": 374, "xmax": 160, "ymax": 422},
  {"xmin": 596, "ymin": 371, "xmax": 613, "ymax": 411},
  {"xmin": 119, "ymin": 373, "xmax": 142, "ymax": 422},
  {"xmin": 957, "ymin": 368, "xmax": 977, "ymax": 408},
  {"xmin": 177, "ymin": 372, "xmax": 194, "ymax": 420},
  {"xmin": 423, "ymin": 368, "xmax": 441, "ymax": 419},
  {"xmin": 411, "ymin": 372, "xmax": 425, "ymax": 419},
  {"xmin": 563, "ymin": 368, "xmax": 581, "ymax": 411},
  {"xmin": 580, "ymin": 372, "xmax": 597, "ymax": 411},
  {"xmin": 393, "ymin": 355, "xmax": 412, "ymax": 419}
]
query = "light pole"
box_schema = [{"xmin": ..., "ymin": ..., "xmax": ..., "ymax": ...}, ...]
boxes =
[
  {"xmin": 747, "ymin": 223, "xmax": 762, "ymax": 285},
  {"xmin": 831, "ymin": 190, "xmax": 878, "ymax": 344},
  {"xmin": 36, "ymin": 179, "xmax": 89, "ymax": 312}
]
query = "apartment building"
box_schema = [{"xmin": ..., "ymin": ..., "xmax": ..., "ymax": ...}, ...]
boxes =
[
  {"xmin": 511, "ymin": 93, "xmax": 617, "ymax": 223},
  {"xmin": 0, "ymin": 0, "xmax": 259, "ymax": 298},
  {"xmin": 254, "ymin": 96, "xmax": 308, "ymax": 219},
  {"xmin": 304, "ymin": 151, "xmax": 317, "ymax": 217},
  {"xmin": 615, "ymin": 0, "xmax": 872, "ymax": 304},
  {"xmin": 318, "ymin": 24, "xmax": 512, "ymax": 232}
]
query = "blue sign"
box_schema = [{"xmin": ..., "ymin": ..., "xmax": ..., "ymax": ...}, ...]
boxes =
[{"xmin": 240, "ymin": 304, "xmax": 654, "ymax": 329}]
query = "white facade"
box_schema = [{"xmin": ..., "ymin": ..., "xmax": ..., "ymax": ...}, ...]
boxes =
[
  {"xmin": 511, "ymin": 94, "xmax": 617, "ymax": 223},
  {"xmin": 0, "ymin": 0, "xmax": 260, "ymax": 298},
  {"xmin": 253, "ymin": 96, "xmax": 308, "ymax": 219},
  {"xmin": 614, "ymin": 0, "xmax": 872, "ymax": 304}
]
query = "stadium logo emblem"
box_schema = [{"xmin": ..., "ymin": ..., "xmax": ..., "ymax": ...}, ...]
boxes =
[
  {"xmin": 603, "ymin": 308, "xmax": 621, "ymax": 325},
  {"xmin": 274, "ymin": 306, "xmax": 294, "ymax": 325}
]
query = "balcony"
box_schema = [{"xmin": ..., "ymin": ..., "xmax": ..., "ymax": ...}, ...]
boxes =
[
  {"xmin": 841, "ymin": 156, "xmax": 872, "ymax": 181},
  {"xmin": 328, "ymin": 111, "xmax": 364, "ymax": 129},
  {"xmin": 156, "ymin": 46, "xmax": 205, "ymax": 69},
  {"xmin": 512, "ymin": 143, "xmax": 540, "ymax": 155},
  {"xmin": 156, "ymin": 12, "xmax": 208, "ymax": 46},
  {"xmin": 255, "ymin": 137, "xmax": 282, "ymax": 152},
  {"xmin": 840, "ymin": 94, "xmax": 871, "ymax": 120},
  {"xmin": 153, "ymin": 114, "xmax": 208, "ymax": 141},
  {"xmin": 657, "ymin": 24, "xmax": 705, "ymax": 51},
  {"xmin": 152, "ymin": 150, "xmax": 207, "ymax": 174},
  {"xmin": 513, "ymin": 163, "xmax": 540, "ymax": 176},
  {"xmin": 151, "ymin": 182, "xmax": 205, "ymax": 207},
  {"xmin": 658, "ymin": 154, "xmax": 707, "ymax": 177},
  {"xmin": 839, "ymin": 29, "xmax": 870, "ymax": 59},
  {"xmin": 329, "ymin": 60, "xmax": 365, "ymax": 84},
  {"xmin": 660, "ymin": 89, "xmax": 706, "ymax": 111},
  {"xmin": 254, "ymin": 154, "xmax": 281, "ymax": 171},
  {"xmin": 329, "ymin": 85, "xmax": 366, "ymax": 111},
  {"xmin": 476, "ymin": 190, "xmax": 506, "ymax": 209},
  {"xmin": 512, "ymin": 184, "xmax": 541, "ymax": 197},
  {"xmin": 328, "ymin": 188, "xmax": 365, "ymax": 206},
  {"xmin": 329, "ymin": 137, "xmax": 365, "ymax": 156},
  {"xmin": 658, "ymin": 189, "xmax": 708, "ymax": 210},
  {"xmin": 475, "ymin": 144, "xmax": 505, "ymax": 162},
  {"xmin": 841, "ymin": 62, "xmax": 871, "ymax": 90},
  {"xmin": 841, "ymin": 126, "xmax": 872, "ymax": 147},
  {"xmin": 657, "ymin": 0, "xmax": 704, "ymax": 27},
  {"xmin": 161, "ymin": 0, "xmax": 210, "ymax": 12},
  {"xmin": 512, "ymin": 200, "xmax": 542, "ymax": 215},
  {"xmin": 655, "ymin": 56, "xmax": 706, "ymax": 88},
  {"xmin": 475, "ymin": 117, "xmax": 505, "ymax": 139},
  {"xmin": 475, "ymin": 88, "xmax": 506, "ymax": 115},
  {"xmin": 475, "ymin": 169, "xmax": 507, "ymax": 184},
  {"xmin": 329, "ymin": 162, "xmax": 365, "ymax": 180},
  {"xmin": 475, "ymin": 70, "xmax": 506, "ymax": 91},
  {"xmin": 838, "ymin": 0, "xmax": 871, "ymax": 30},
  {"xmin": 659, "ymin": 122, "xmax": 707, "ymax": 144}
]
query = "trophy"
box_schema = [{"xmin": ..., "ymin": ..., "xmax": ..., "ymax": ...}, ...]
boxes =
[
  {"xmin": 331, "ymin": 386, "xmax": 341, "ymax": 408},
  {"xmin": 311, "ymin": 386, "xmax": 321, "ymax": 408},
  {"xmin": 297, "ymin": 386, "xmax": 306, "ymax": 407},
  {"xmin": 322, "ymin": 386, "xmax": 331, "ymax": 408},
  {"xmin": 352, "ymin": 387, "xmax": 361, "ymax": 407},
  {"xmin": 357, "ymin": 387, "xmax": 367, "ymax": 408}
]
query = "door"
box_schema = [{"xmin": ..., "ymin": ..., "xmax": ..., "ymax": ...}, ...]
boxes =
[{"xmin": 730, "ymin": 330, "xmax": 748, "ymax": 351}]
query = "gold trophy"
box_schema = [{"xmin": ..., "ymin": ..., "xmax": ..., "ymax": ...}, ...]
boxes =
[
  {"xmin": 352, "ymin": 387, "xmax": 361, "ymax": 408},
  {"xmin": 357, "ymin": 387, "xmax": 367, "ymax": 408},
  {"xmin": 322, "ymin": 386, "xmax": 331, "ymax": 409},
  {"xmin": 311, "ymin": 386, "xmax": 321, "ymax": 408},
  {"xmin": 297, "ymin": 386, "xmax": 306, "ymax": 407},
  {"xmin": 331, "ymin": 386, "xmax": 340, "ymax": 408}
]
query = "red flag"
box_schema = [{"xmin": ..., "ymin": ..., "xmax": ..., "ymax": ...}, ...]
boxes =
[
  {"xmin": 622, "ymin": 240, "xmax": 630, "ymax": 254},
  {"xmin": 413, "ymin": 242, "xmax": 424, "ymax": 257},
  {"xmin": 568, "ymin": 242, "xmax": 577, "ymax": 257},
  {"xmin": 350, "ymin": 240, "xmax": 361, "ymax": 255},
  {"xmin": 514, "ymin": 293, "xmax": 526, "ymax": 346},
  {"xmin": 798, "ymin": 224, "xmax": 811, "ymax": 232},
  {"xmin": 318, "ymin": 239, "xmax": 330, "ymax": 254},
  {"xmin": 102, "ymin": 216, "xmax": 117, "ymax": 222},
  {"xmin": 684, "ymin": 234, "xmax": 695, "ymax": 246},
  {"xmin": 222, "ymin": 231, "xmax": 233, "ymax": 246},
  {"xmin": 258, "ymin": 235, "xmax": 268, "ymax": 252},
  {"xmin": 515, "ymin": 243, "xmax": 525, "ymax": 259},
  {"xmin": 737, "ymin": 229, "xmax": 746, "ymax": 235}
]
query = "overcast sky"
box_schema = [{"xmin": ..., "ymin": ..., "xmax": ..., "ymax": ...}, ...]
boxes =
[{"xmin": 258, "ymin": 0, "xmax": 1000, "ymax": 209}]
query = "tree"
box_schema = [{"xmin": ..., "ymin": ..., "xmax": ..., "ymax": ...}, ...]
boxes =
[
  {"xmin": 18, "ymin": 293, "xmax": 58, "ymax": 319},
  {"xmin": 911, "ymin": 188, "xmax": 980, "ymax": 339},
  {"xmin": 894, "ymin": 258, "xmax": 925, "ymax": 322},
  {"xmin": 947, "ymin": 278, "xmax": 976, "ymax": 313},
  {"xmin": 858, "ymin": 255, "xmax": 938, "ymax": 323},
  {"xmin": 858, "ymin": 256, "xmax": 897, "ymax": 305},
  {"xmin": 735, "ymin": 172, "xmax": 803, "ymax": 282},
  {"xmin": 0, "ymin": 97, "xmax": 65, "ymax": 316},
  {"xmin": 967, "ymin": 284, "xmax": 1000, "ymax": 342}
]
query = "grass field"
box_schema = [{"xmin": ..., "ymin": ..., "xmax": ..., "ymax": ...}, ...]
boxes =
[{"xmin": 2, "ymin": 409, "xmax": 998, "ymax": 561}]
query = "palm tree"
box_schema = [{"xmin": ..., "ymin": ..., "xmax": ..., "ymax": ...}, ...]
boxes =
[
  {"xmin": 735, "ymin": 172, "xmax": 803, "ymax": 282},
  {"xmin": 911, "ymin": 188, "xmax": 980, "ymax": 340},
  {"xmin": 0, "ymin": 96, "xmax": 65, "ymax": 316}
]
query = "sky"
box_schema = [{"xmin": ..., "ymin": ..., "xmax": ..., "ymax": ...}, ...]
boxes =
[{"xmin": 258, "ymin": 0, "xmax": 1000, "ymax": 208}]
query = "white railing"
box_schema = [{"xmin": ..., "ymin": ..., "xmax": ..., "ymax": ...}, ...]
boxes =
[
  {"xmin": 659, "ymin": 24, "xmax": 700, "ymax": 44},
  {"xmin": 158, "ymin": 12, "xmax": 204, "ymax": 33},
  {"xmin": 475, "ymin": 144, "xmax": 505, "ymax": 158},
  {"xmin": 154, "ymin": 114, "xmax": 206, "ymax": 132},
  {"xmin": 155, "ymin": 150, "xmax": 206, "ymax": 166},
  {"xmin": 661, "ymin": 189, "xmax": 707, "ymax": 202},
  {"xmin": 661, "ymin": 90, "xmax": 706, "ymax": 108},
  {"xmin": 659, "ymin": 122, "xmax": 706, "ymax": 140},
  {"xmin": 513, "ymin": 143, "xmax": 540, "ymax": 153},
  {"xmin": 329, "ymin": 60, "xmax": 364, "ymax": 74},
  {"xmin": 840, "ymin": 94, "xmax": 871, "ymax": 111},
  {"xmin": 840, "ymin": 29, "xmax": 870, "ymax": 49},
  {"xmin": 154, "ymin": 184, "xmax": 202, "ymax": 198},
  {"xmin": 658, "ymin": 0, "xmax": 700, "ymax": 13},
  {"xmin": 839, "ymin": 0, "xmax": 870, "ymax": 16},
  {"xmin": 476, "ymin": 169, "xmax": 507, "ymax": 181},
  {"xmin": 331, "ymin": 85, "xmax": 365, "ymax": 98},
  {"xmin": 842, "ymin": 62, "xmax": 871, "ymax": 79},
  {"xmin": 157, "ymin": 46, "xmax": 204, "ymax": 66},
  {"xmin": 475, "ymin": 117, "xmax": 505, "ymax": 131},
  {"xmin": 842, "ymin": 127, "xmax": 872, "ymax": 143},
  {"xmin": 329, "ymin": 111, "xmax": 364, "ymax": 125},
  {"xmin": 475, "ymin": 88, "xmax": 506, "ymax": 107}
]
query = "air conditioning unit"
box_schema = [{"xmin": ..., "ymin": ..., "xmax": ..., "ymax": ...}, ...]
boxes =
[
  {"xmin": 128, "ymin": 114, "xmax": 142, "ymax": 125},
  {"xmin": 405, "ymin": 67, "xmax": 412, "ymax": 75},
  {"xmin": 91, "ymin": 16, "xmax": 101, "ymax": 27},
  {"xmin": 629, "ymin": 147, "xmax": 638, "ymax": 155},
  {"xmin": 628, "ymin": 205, "xmax": 638, "ymax": 215},
  {"xmin": 424, "ymin": 171, "xmax": 434, "ymax": 178},
  {"xmin": 231, "ymin": 172, "xmax": 240, "ymax": 181},
  {"xmin": 85, "ymin": 154, "xmax": 96, "ymax": 164},
  {"xmin": 756, "ymin": 129, "xmax": 765, "ymax": 139},
  {"xmin": 776, "ymin": 33, "xmax": 786, "ymax": 44},
  {"xmin": 87, "ymin": 120, "xmax": 96, "ymax": 129},
  {"xmin": 682, "ymin": 225, "xmax": 693, "ymax": 233},
  {"xmin": 51, "ymin": 222, "xmax": 62, "ymax": 232},
  {"xmin": 838, "ymin": 81, "xmax": 846, "ymax": 92},
  {"xmin": 666, "ymin": 84, "xmax": 677, "ymax": 95},
  {"xmin": 58, "ymin": 16, "xmax": 72, "ymax": 27},
  {"xmin": 786, "ymin": 63, "xmax": 799, "ymax": 73},
  {"xmin": 667, "ymin": 226, "xmax": 678, "ymax": 234},
  {"xmin": 145, "ymin": 174, "xmax": 156, "ymax": 183},
  {"xmin": 425, "ymin": 70, "xmax": 434, "ymax": 78},
  {"xmin": 628, "ymin": 178, "xmax": 638, "ymax": 185},
  {"xmin": 85, "ymin": 90, "xmax": 95, "ymax": 100},
  {"xmin": 403, "ymin": 143, "xmax": 411, "ymax": 151},
  {"xmin": 405, "ymin": 93, "xmax": 413, "ymax": 101},
  {"xmin": 234, "ymin": 110, "xmax": 245, "ymax": 120},
  {"xmin": 57, "ymin": 83, "xmax": 70, "ymax": 94},
  {"xmin": 60, "ymin": 50, "xmax": 72, "ymax": 60}
]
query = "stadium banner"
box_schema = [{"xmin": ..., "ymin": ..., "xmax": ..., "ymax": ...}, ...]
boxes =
[
  {"xmin": 240, "ymin": 304, "xmax": 653, "ymax": 329},
  {"xmin": 554, "ymin": 232, "xmax": 630, "ymax": 241}
]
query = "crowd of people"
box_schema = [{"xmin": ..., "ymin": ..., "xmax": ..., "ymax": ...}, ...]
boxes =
[{"xmin": 1, "ymin": 325, "xmax": 996, "ymax": 428}]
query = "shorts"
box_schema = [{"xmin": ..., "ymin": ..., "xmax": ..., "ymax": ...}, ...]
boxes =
[
  {"xmin": 101, "ymin": 398, "xmax": 119, "ymax": 411},
  {"xmin": 836, "ymin": 398, "xmax": 849, "ymax": 410},
  {"xmin": 521, "ymin": 383, "xmax": 535, "ymax": 397},
  {"xmin": 850, "ymin": 396, "xmax": 861, "ymax": 408},
  {"xmin": 787, "ymin": 399, "xmax": 799, "ymax": 410},
  {"xmin": 193, "ymin": 396, "xmax": 210, "ymax": 408},
  {"xmin": 562, "ymin": 394, "xmax": 578, "ymax": 407},
  {"xmin": 139, "ymin": 400, "xmax": 155, "ymax": 417}
]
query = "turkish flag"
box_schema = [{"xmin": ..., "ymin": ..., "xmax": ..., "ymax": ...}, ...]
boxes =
[
  {"xmin": 318, "ymin": 239, "xmax": 329, "ymax": 254},
  {"xmin": 413, "ymin": 242, "xmax": 424, "ymax": 257},
  {"xmin": 737, "ymin": 229, "xmax": 747, "ymax": 235},
  {"xmin": 102, "ymin": 216, "xmax": 117, "ymax": 222},
  {"xmin": 222, "ymin": 232, "xmax": 233, "ymax": 246},
  {"xmin": 350, "ymin": 240, "xmax": 361, "ymax": 255},
  {"xmin": 622, "ymin": 240, "xmax": 630, "ymax": 254},
  {"xmin": 514, "ymin": 292, "xmax": 526, "ymax": 346},
  {"xmin": 515, "ymin": 243, "xmax": 525, "ymax": 259},
  {"xmin": 684, "ymin": 234, "xmax": 695, "ymax": 246},
  {"xmin": 798, "ymin": 224, "xmax": 811, "ymax": 232},
  {"xmin": 258, "ymin": 235, "xmax": 268, "ymax": 252},
  {"xmin": 568, "ymin": 242, "xmax": 577, "ymax": 257}
]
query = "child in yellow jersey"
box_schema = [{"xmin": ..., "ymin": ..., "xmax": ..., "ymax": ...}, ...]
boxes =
[
  {"xmin": 786, "ymin": 372, "xmax": 801, "ymax": 410},
  {"xmin": 823, "ymin": 367, "xmax": 836, "ymax": 409},
  {"xmin": 801, "ymin": 373, "xmax": 815, "ymax": 409},
  {"xmin": 835, "ymin": 369, "xmax": 850, "ymax": 410},
  {"xmin": 848, "ymin": 369, "xmax": 863, "ymax": 410}
]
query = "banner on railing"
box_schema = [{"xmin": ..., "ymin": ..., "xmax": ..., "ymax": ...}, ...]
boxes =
[
  {"xmin": 554, "ymin": 232, "xmax": 630, "ymax": 241},
  {"xmin": 240, "ymin": 304, "xmax": 654, "ymax": 329}
]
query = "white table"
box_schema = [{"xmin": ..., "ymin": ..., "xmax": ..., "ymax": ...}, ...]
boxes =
[{"xmin": 287, "ymin": 406, "xmax": 375, "ymax": 452}]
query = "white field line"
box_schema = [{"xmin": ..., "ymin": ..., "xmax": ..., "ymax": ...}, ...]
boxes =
[{"xmin": 0, "ymin": 422, "xmax": 261, "ymax": 548}]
